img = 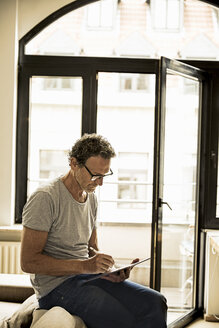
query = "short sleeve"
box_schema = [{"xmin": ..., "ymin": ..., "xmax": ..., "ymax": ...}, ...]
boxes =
[{"xmin": 22, "ymin": 191, "xmax": 55, "ymax": 232}]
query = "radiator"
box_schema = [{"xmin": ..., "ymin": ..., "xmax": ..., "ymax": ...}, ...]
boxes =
[
  {"xmin": 0, "ymin": 241, "xmax": 23, "ymax": 274},
  {"xmin": 205, "ymin": 232, "xmax": 219, "ymax": 320}
]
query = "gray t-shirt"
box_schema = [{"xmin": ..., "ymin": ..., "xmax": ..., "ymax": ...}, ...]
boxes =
[{"xmin": 22, "ymin": 177, "xmax": 97, "ymax": 299}]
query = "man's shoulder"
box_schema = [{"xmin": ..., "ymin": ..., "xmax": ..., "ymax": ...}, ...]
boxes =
[
  {"xmin": 28, "ymin": 178, "xmax": 62, "ymax": 202},
  {"xmin": 23, "ymin": 178, "xmax": 63, "ymax": 218},
  {"xmin": 22, "ymin": 179, "xmax": 63, "ymax": 229},
  {"xmin": 37, "ymin": 178, "xmax": 61, "ymax": 193}
]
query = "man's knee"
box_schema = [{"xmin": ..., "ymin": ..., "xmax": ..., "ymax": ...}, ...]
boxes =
[
  {"xmin": 159, "ymin": 293, "xmax": 168, "ymax": 312},
  {"xmin": 151, "ymin": 291, "xmax": 168, "ymax": 325}
]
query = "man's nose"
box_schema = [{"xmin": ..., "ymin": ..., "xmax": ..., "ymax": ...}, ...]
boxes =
[{"xmin": 96, "ymin": 177, "xmax": 103, "ymax": 186}]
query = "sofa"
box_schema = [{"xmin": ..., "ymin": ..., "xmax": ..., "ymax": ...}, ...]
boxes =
[{"xmin": 0, "ymin": 283, "xmax": 87, "ymax": 328}]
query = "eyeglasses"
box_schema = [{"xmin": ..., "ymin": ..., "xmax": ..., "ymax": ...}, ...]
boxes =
[{"xmin": 84, "ymin": 165, "xmax": 113, "ymax": 181}]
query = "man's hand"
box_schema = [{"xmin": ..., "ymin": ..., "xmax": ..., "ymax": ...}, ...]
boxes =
[
  {"xmin": 101, "ymin": 258, "xmax": 140, "ymax": 283},
  {"xmin": 86, "ymin": 248, "xmax": 114, "ymax": 274}
]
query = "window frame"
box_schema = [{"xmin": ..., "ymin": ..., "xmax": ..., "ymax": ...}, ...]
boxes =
[
  {"xmin": 15, "ymin": 55, "xmax": 158, "ymax": 223},
  {"xmin": 181, "ymin": 60, "xmax": 219, "ymax": 229},
  {"xmin": 17, "ymin": 2, "xmax": 219, "ymax": 228}
]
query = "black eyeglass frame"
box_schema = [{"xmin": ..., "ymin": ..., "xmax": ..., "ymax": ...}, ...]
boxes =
[{"xmin": 84, "ymin": 164, "xmax": 113, "ymax": 181}]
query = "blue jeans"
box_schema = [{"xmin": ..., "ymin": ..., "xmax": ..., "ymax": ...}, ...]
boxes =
[{"xmin": 39, "ymin": 274, "xmax": 167, "ymax": 328}]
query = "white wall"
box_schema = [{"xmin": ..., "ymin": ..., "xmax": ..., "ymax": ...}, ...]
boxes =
[
  {"xmin": 0, "ymin": 0, "xmax": 17, "ymax": 225},
  {"xmin": 18, "ymin": 0, "xmax": 75, "ymax": 39},
  {"xmin": 0, "ymin": 0, "xmax": 74, "ymax": 225}
]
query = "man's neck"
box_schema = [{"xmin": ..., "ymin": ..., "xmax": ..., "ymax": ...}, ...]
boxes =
[{"xmin": 61, "ymin": 171, "xmax": 87, "ymax": 203}]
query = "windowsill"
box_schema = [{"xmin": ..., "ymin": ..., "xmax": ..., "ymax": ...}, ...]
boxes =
[
  {"xmin": 0, "ymin": 225, "xmax": 22, "ymax": 231},
  {"xmin": 0, "ymin": 273, "xmax": 31, "ymax": 288},
  {"xmin": 0, "ymin": 219, "xmax": 198, "ymax": 229},
  {"xmin": 98, "ymin": 221, "xmax": 150, "ymax": 227},
  {"xmin": 98, "ymin": 219, "xmax": 195, "ymax": 226},
  {"xmin": 0, "ymin": 225, "xmax": 22, "ymax": 241}
]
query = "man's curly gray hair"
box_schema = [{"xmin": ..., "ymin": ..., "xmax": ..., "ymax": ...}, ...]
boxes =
[{"xmin": 68, "ymin": 134, "xmax": 116, "ymax": 167}]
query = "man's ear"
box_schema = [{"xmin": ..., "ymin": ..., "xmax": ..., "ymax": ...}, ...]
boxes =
[{"xmin": 70, "ymin": 157, "xmax": 78, "ymax": 169}]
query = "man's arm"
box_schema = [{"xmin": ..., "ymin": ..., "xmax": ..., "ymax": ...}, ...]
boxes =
[
  {"xmin": 88, "ymin": 227, "xmax": 99, "ymax": 256},
  {"xmin": 21, "ymin": 226, "xmax": 114, "ymax": 275},
  {"xmin": 21, "ymin": 226, "xmax": 86, "ymax": 275}
]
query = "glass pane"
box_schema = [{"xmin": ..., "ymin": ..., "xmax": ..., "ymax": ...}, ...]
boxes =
[
  {"xmin": 24, "ymin": 0, "xmax": 219, "ymax": 60},
  {"xmin": 96, "ymin": 72, "xmax": 155, "ymax": 287},
  {"xmin": 28, "ymin": 76, "xmax": 82, "ymax": 196},
  {"xmin": 161, "ymin": 72, "xmax": 200, "ymax": 322}
]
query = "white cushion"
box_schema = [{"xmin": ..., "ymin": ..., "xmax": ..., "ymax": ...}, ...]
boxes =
[{"xmin": 30, "ymin": 307, "xmax": 87, "ymax": 328}]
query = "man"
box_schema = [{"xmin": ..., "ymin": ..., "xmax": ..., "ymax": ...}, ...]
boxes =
[{"xmin": 21, "ymin": 133, "xmax": 167, "ymax": 328}]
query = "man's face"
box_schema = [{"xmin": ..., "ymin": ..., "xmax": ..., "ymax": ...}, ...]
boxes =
[{"xmin": 72, "ymin": 155, "xmax": 111, "ymax": 193}]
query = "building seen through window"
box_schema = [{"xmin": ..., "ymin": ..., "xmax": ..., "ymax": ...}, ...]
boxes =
[
  {"xmin": 43, "ymin": 77, "xmax": 74, "ymax": 90},
  {"xmin": 117, "ymin": 152, "xmax": 149, "ymax": 210},
  {"xmin": 40, "ymin": 150, "xmax": 69, "ymax": 180},
  {"xmin": 28, "ymin": 76, "xmax": 82, "ymax": 196},
  {"xmin": 25, "ymin": 0, "xmax": 219, "ymax": 59},
  {"xmin": 120, "ymin": 74, "xmax": 150, "ymax": 92},
  {"xmin": 86, "ymin": 0, "xmax": 117, "ymax": 29},
  {"xmin": 151, "ymin": 0, "xmax": 182, "ymax": 31}
]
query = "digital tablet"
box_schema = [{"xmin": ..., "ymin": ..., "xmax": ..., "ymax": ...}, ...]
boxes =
[{"xmin": 86, "ymin": 257, "xmax": 150, "ymax": 282}]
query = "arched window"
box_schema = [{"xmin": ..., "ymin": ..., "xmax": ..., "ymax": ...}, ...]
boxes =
[{"xmin": 21, "ymin": 0, "xmax": 219, "ymax": 60}]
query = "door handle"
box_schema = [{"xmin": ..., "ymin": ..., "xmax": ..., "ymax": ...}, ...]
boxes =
[{"xmin": 158, "ymin": 198, "xmax": 172, "ymax": 210}]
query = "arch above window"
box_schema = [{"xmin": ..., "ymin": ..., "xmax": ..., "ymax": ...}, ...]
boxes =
[{"xmin": 21, "ymin": 0, "xmax": 219, "ymax": 60}]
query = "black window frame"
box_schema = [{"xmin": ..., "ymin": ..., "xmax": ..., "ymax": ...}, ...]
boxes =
[
  {"xmin": 16, "ymin": 0, "xmax": 219, "ymax": 229},
  {"xmin": 15, "ymin": 54, "xmax": 158, "ymax": 222},
  {"xmin": 181, "ymin": 60, "xmax": 219, "ymax": 229}
]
